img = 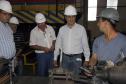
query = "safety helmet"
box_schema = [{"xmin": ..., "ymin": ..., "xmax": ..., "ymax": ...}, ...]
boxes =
[
  {"xmin": 0, "ymin": 0, "xmax": 12, "ymax": 13},
  {"xmin": 9, "ymin": 17, "xmax": 19, "ymax": 24},
  {"xmin": 35, "ymin": 13, "xmax": 46, "ymax": 23},
  {"xmin": 97, "ymin": 8, "xmax": 119, "ymax": 22},
  {"xmin": 64, "ymin": 5, "xmax": 77, "ymax": 16}
]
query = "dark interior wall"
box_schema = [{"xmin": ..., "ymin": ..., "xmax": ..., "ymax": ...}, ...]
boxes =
[
  {"xmin": 118, "ymin": 0, "xmax": 126, "ymax": 34},
  {"xmin": 87, "ymin": 21, "xmax": 101, "ymax": 41},
  {"xmin": 117, "ymin": 21, "xmax": 126, "ymax": 34},
  {"xmin": 17, "ymin": 23, "xmax": 36, "ymax": 42},
  {"xmin": 118, "ymin": 0, "xmax": 126, "ymax": 21}
]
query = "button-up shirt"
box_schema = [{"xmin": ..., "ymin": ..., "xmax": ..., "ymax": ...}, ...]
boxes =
[
  {"xmin": 29, "ymin": 25, "xmax": 56, "ymax": 53},
  {"xmin": 0, "ymin": 21, "xmax": 16, "ymax": 59},
  {"xmin": 54, "ymin": 23, "xmax": 90, "ymax": 61}
]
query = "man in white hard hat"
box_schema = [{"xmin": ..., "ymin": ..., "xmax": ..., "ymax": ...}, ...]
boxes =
[
  {"xmin": 9, "ymin": 16, "xmax": 19, "ymax": 73},
  {"xmin": 29, "ymin": 13, "xmax": 56, "ymax": 76},
  {"xmin": 0, "ymin": 1, "xmax": 16, "ymax": 60},
  {"xmin": 9, "ymin": 16, "xmax": 19, "ymax": 33},
  {"xmin": 89, "ymin": 8, "xmax": 126, "ymax": 69},
  {"xmin": 0, "ymin": 1, "xmax": 16, "ymax": 79},
  {"xmin": 54, "ymin": 5, "xmax": 90, "ymax": 76},
  {"xmin": 9, "ymin": 16, "xmax": 25, "ymax": 75},
  {"xmin": 9, "ymin": 16, "xmax": 25, "ymax": 52}
]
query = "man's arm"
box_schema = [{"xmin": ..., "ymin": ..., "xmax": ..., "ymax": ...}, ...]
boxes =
[
  {"xmin": 49, "ymin": 26, "xmax": 56, "ymax": 52},
  {"xmin": 49, "ymin": 40, "xmax": 56, "ymax": 52},
  {"xmin": 53, "ymin": 29, "xmax": 62, "ymax": 67},
  {"xmin": 81, "ymin": 28, "xmax": 90, "ymax": 65},
  {"xmin": 89, "ymin": 53, "xmax": 97, "ymax": 67}
]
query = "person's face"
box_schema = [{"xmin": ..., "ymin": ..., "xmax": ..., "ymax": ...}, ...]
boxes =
[
  {"xmin": 9, "ymin": 23, "xmax": 17, "ymax": 33},
  {"xmin": 0, "ymin": 10, "xmax": 12, "ymax": 23},
  {"xmin": 37, "ymin": 22, "xmax": 46, "ymax": 30},
  {"xmin": 97, "ymin": 18, "xmax": 107, "ymax": 33},
  {"xmin": 65, "ymin": 15, "xmax": 76, "ymax": 26}
]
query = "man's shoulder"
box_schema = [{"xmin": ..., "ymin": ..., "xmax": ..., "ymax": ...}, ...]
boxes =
[
  {"xmin": 60, "ymin": 24, "xmax": 67, "ymax": 28},
  {"xmin": 76, "ymin": 23, "xmax": 84, "ymax": 27},
  {"xmin": 118, "ymin": 33, "xmax": 126, "ymax": 41},
  {"xmin": 94, "ymin": 35, "xmax": 104, "ymax": 42},
  {"xmin": 46, "ymin": 25, "xmax": 55, "ymax": 33},
  {"xmin": 118, "ymin": 33, "xmax": 126, "ymax": 37},
  {"xmin": 47, "ymin": 25, "xmax": 53, "ymax": 29},
  {"xmin": 46, "ymin": 25, "xmax": 53, "ymax": 31},
  {"xmin": 31, "ymin": 26, "xmax": 38, "ymax": 32},
  {"xmin": 59, "ymin": 25, "xmax": 67, "ymax": 31}
]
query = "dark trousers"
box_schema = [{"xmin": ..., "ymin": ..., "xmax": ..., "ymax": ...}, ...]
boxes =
[{"xmin": 36, "ymin": 52, "xmax": 53, "ymax": 76}]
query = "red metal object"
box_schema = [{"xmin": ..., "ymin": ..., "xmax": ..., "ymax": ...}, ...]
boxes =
[{"xmin": 10, "ymin": 0, "xmax": 63, "ymax": 3}]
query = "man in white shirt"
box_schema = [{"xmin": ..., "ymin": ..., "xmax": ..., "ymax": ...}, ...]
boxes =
[
  {"xmin": 54, "ymin": 5, "xmax": 90, "ymax": 76},
  {"xmin": 0, "ymin": 1, "xmax": 16, "ymax": 77},
  {"xmin": 0, "ymin": 0, "xmax": 16, "ymax": 60},
  {"xmin": 29, "ymin": 13, "xmax": 56, "ymax": 76}
]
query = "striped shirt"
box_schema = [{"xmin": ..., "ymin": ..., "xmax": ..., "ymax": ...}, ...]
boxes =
[{"xmin": 0, "ymin": 21, "xmax": 16, "ymax": 59}]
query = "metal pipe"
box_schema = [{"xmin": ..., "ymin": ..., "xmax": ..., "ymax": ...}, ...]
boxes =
[{"xmin": 96, "ymin": 64, "xmax": 126, "ymax": 84}]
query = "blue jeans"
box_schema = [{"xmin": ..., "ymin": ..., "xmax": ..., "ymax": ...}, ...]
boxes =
[
  {"xmin": 62, "ymin": 53, "xmax": 82, "ymax": 75},
  {"xmin": 36, "ymin": 52, "xmax": 53, "ymax": 76}
]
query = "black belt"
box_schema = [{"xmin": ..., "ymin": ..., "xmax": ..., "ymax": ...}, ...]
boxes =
[
  {"xmin": 63, "ymin": 52, "xmax": 82, "ymax": 57},
  {"xmin": 0, "ymin": 58, "xmax": 9, "ymax": 63}
]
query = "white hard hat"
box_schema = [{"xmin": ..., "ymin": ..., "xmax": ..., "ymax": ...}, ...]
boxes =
[
  {"xmin": 0, "ymin": 0, "xmax": 12, "ymax": 13},
  {"xmin": 9, "ymin": 17, "xmax": 19, "ymax": 24},
  {"xmin": 64, "ymin": 5, "xmax": 77, "ymax": 16},
  {"xmin": 35, "ymin": 13, "xmax": 46, "ymax": 23}
]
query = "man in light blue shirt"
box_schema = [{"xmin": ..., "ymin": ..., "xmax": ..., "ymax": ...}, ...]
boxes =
[
  {"xmin": 89, "ymin": 8, "xmax": 126, "ymax": 67},
  {"xmin": 93, "ymin": 33, "xmax": 126, "ymax": 63},
  {"xmin": 0, "ymin": 1, "xmax": 16, "ymax": 60}
]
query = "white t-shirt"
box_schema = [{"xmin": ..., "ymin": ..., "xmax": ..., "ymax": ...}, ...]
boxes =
[{"xmin": 29, "ymin": 25, "xmax": 56, "ymax": 53}]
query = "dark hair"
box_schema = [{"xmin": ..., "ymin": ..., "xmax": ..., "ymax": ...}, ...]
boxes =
[
  {"xmin": 97, "ymin": 17, "xmax": 118, "ymax": 31},
  {"xmin": 0, "ymin": 9, "xmax": 2, "ymax": 12}
]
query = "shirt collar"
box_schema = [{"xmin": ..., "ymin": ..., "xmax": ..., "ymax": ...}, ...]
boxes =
[
  {"xmin": 36, "ymin": 25, "xmax": 48, "ymax": 32},
  {"xmin": 66, "ymin": 23, "xmax": 77, "ymax": 29}
]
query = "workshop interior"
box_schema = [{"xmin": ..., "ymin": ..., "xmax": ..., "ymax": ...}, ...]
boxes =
[{"xmin": 0, "ymin": 0, "xmax": 126, "ymax": 84}]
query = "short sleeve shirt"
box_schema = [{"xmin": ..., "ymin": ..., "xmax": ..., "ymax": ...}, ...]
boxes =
[{"xmin": 93, "ymin": 33, "xmax": 126, "ymax": 63}]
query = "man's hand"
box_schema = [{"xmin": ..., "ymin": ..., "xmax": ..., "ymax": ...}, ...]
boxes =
[
  {"xmin": 49, "ymin": 46, "xmax": 55, "ymax": 52},
  {"xmin": 43, "ymin": 47, "xmax": 50, "ymax": 53},
  {"xmin": 83, "ymin": 61, "xmax": 89, "ymax": 67},
  {"xmin": 88, "ymin": 53, "xmax": 97, "ymax": 67},
  {"xmin": 105, "ymin": 60, "xmax": 114, "ymax": 69}
]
